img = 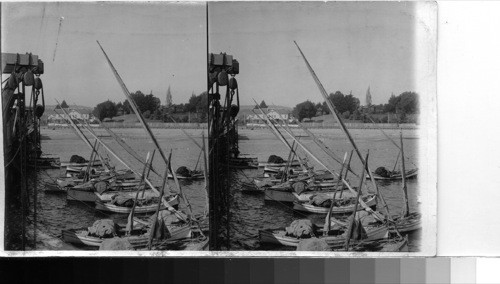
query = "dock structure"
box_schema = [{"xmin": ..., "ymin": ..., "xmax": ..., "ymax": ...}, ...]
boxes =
[
  {"xmin": 2, "ymin": 52, "xmax": 45, "ymax": 250},
  {"xmin": 208, "ymin": 53, "xmax": 240, "ymax": 250}
]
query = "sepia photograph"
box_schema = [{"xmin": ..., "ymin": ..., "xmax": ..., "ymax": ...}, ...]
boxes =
[
  {"xmin": 208, "ymin": 1, "xmax": 436, "ymax": 255},
  {"xmin": 1, "ymin": 2, "xmax": 209, "ymax": 253}
]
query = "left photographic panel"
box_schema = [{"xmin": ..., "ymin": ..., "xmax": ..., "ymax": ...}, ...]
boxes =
[{"xmin": 1, "ymin": 2, "xmax": 209, "ymax": 254}]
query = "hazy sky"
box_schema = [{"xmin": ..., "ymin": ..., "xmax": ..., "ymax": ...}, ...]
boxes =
[
  {"xmin": 209, "ymin": 2, "xmax": 417, "ymax": 107},
  {"xmin": 2, "ymin": 2, "xmax": 206, "ymax": 107}
]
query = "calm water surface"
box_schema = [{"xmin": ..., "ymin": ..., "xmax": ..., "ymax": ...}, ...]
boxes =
[
  {"xmin": 229, "ymin": 127, "xmax": 421, "ymax": 251},
  {"xmin": 32, "ymin": 127, "xmax": 208, "ymax": 250}
]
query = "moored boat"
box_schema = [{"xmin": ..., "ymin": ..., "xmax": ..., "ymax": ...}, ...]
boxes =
[
  {"xmin": 368, "ymin": 168, "xmax": 418, "ymax": 181},
  {"xmin": 240, "ymin": 181, "xmax": 265, "ymax": 194},
  {"xmin": 259, "ymin": 224, "xmax": 388, "ymax": 249},
  {"xmin": 94, "ymin": 195, "xmax": 180, "ymax": 214},
  {"xmin": 62, "ymin": 223, "xmax": 192, "ymax": 248},
  {"xmin": 292, "ymin": 194, "xmax": 377, "ymax": 214},
  {"xmin": 167, "ymin": 172, "xmax": 204, "ymax": 180}
]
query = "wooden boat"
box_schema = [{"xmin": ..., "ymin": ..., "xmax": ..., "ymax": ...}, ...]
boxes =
[
  {"xmin": 240, "ymin": 181, "xmax": 265, "ymax": 194},
  {"xmin": 259, "ymin": 224, "xmax": 388, "ymax": 249},
  {"xmin": 29, "ymin": 156, "xmax": 61, "ymax": 169},
  {"xmin": 42, "ymin": 183, "xmax": 67, "ymax": 193},
  {"xmin": 390, "ymin": 212, "xmax": 422, "ymax": 233},
  {"xmin": 292, "ymin": 194, "xmax": 377, "ymax": 214},
  {"xmin": 167, "ymin": 172, "xmax": 204, "ymax": 180},
  {"xmin": 94, "ymin": 195, "xmax": 180, "ymax": 214},
  {"xmin": 258, "ymin": 160, "xmax": 301, "ymax": 168},
  {"xmin": 368, "ymin": 168, "xmax": 418, "ymax": 181},
  {"xmin": 263, "ymin": 166, "xmax": 307, "ymax": 174},
  {"xmin": 61, "ymin": 160, "xmax": 103, "ymax": 167},
  {"xmin": 62, "ymin": 223, "xmax": 192, "ymax": 248},
  {"xmin": 292, "ymin": 190, "xmax": 355, "ymax": 203},
  {"xmin": 264, "ymin": 184, "xmax": 354, "ymax": 203},
  {"xmin": 67, "ymin": 185, "xmax": 158, "ymax": 202},
  {"xmin": 378, "ymin": 235, "xmax": 409, "ymax": 252},
  {"xmin": 228, "ymin": 157, "xmax": 259, "ymax": 169}
]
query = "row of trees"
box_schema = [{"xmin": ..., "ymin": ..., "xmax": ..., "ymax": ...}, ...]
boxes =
[
  {"xmin": 292, "ymin": 91, "xmax": 419, "ymax": 122},
  {"xmin": 92, "ymin": 91, "xmax": 208, "ymax": 122}
]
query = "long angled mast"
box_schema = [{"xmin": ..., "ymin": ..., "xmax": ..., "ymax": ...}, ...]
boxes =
[
  {"xmin": 96, "ymin": 41, "xmax": 182, "ymax": 191},
  {"xmin": 293, "ymin": 41, "xmax": 393, "ymax": 218}
]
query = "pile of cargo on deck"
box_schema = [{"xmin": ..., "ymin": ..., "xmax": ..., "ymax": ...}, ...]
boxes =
[
  {"xmin": 86, "ymin": 219, "xmax": 118, "ymax": 238},
  {"xmin": 109, "ymin": 194, "xmax": 160, "ymax": 207},
  {"xmin": 267, "ymin": 155, "xmax": 285, "ymax": 164},
  {"xmin": 69, "ymin": 155, "xmax": 87, "ymax": 164},
  {"xmin": 285, "ymin": 219, "xmax": 317, "ymax": 238},
  {"xmin": 176, "ymin": 166, "xmax": 192, "ymax": 177}
]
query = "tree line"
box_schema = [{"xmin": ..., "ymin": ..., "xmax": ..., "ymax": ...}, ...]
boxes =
[
  {"xmin": 292, "ymin": 91, "xmax": 419, "ymax": 123},
  {"xmin": 92, "ymin": 91, "xmax": 208, "ymax": 123}
]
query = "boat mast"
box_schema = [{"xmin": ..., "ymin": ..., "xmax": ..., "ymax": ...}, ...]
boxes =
[
  {"xmin": 400, "ymin": 130, "xmax": 410, "ymax": 217},
  {"xmin": 345, "ymin": 151, "xmax": 369, "ymax": 251},
  {"xmin": 293, "ymin": 41, "xmax": 393, "ymax": 218}
]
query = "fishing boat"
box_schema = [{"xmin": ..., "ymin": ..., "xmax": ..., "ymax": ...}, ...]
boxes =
[
  {"xmin": 228, "ymin": 156, "xmax": 259, "ymax": 169},
  {"xmin": 167, "ymin": 172, "xmax": 204, "ymax": 180},
  {"xmin": 390, "ymin": 212, "xmax": 421, "ymax": 233},
  {"xmin": 62, "ymin": 223, "xmax": 192, "ymax": 248},
  {"xmin": 263, "ymin": 166, "xmax": 306, "ymax": 174},
  {"xmin": 259, "ymin": 224, "xmax": 388, "ymax": 249},
  {"xmin": 61, "ymin": 160, "xmax": 103, "ymax": 167},
  {"xmin": 42, "ymin": 182, "xmax": 67, "ymax": 193},
  {"xmin": 368, "ymin": 168, "xmax": 418, "ymax": 181},
  {"xmin": 29, "ymin": 156, "xmax": 61, "ymax": 169},
  {"xmin": 94, "ymin": 195, "xmax": 180, "ymax": 214},
  {"xmin": 240, "ymin": 181, "xmax": 265, "ymax": 194},
  {"xmin": 292, "ymin": 194, "xmax": 377, "ymax": 214},
  {"xmin": 258, "ymin": 160, "xmax": 301, "ymax": 168}
]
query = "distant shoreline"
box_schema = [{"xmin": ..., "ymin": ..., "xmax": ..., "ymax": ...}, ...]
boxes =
[
  {"xmin": 243, "ymin": 122, "xmax": 418, "ymax": 130},
  {"xmin": 45, "ymin": 122, "xmax": 207, "ymax": 129}
]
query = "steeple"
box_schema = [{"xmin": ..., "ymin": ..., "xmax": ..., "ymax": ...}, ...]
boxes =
[
  {"xmin": 166, "ymin": 85, "xmax": 173, "ymax": 107},
  {"xmin": 365, "ymin": 86, "xmax": 372, "ymax": 106}
]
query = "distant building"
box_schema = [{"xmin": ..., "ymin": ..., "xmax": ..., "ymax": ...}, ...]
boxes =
[
  {"xmin": 47, "ymin": 108, "xmax": 95, "ymax": 124},
  {"xmin": 246, "ymin": 108, "xmax": 292, "ymax": 123}
]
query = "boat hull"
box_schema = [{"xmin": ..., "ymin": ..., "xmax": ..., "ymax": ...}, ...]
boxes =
[
  {"xmin": 259, "ymin": 225, "xmax": 388, "ymax": 249},
  {"xmin": 95, "ymin": 195, "xmax": 180, "ymax": 214},
  {"xmin": 62, "ymin": 224, "xmax": 192, "ymax": 248},
  {"xmin": 292, "ymin": 195, "xmax": 377, "ymax": 214}
]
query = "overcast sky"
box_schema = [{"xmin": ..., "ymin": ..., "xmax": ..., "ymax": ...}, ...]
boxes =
[
  {"xmin": 209, "ymin": 2, "xmax": 418, "ymax": 107},
  {"xmin": 2, "ymin": 2, "xmax": 206, "ymax": 107},
  {"xmin": 2, "ymin": 2, "xmax": 420, "ymax": 108}
]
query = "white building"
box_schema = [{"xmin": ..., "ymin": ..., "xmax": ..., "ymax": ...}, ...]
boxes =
[
  {"xmin": 246, "ymin": 108, "xmax": 291, "ymax": 123},
  {"xmin": 47, "ymin": 108, "xmax": 94, "ymax": 123}
]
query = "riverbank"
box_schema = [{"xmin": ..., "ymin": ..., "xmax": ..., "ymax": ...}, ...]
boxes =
[{"xmin": 244, "ymin": 122, "xmax": 418, "ymax": 130}]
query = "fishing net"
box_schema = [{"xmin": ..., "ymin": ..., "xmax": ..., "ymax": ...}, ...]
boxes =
[
  {"xmin": 310, "ymin": 194, "xmax": 332, "ymax": 207},
  {"xmin": 292, "ymin": 181, "xmax": 307, "ymax": 194},
  {"xmin": 110, "ymin": 195, "xmax": 160, "ymax": 207},
  {"xmin": 285, "ymin": 219, "xmax": 316, "ymax": 238},
  {"xmin": 374, "ymin": 167, "xmax": 391, "ymax": 177},
  {"xmin": 176, "ymin": 166, "xmax": 192, "ymax": 177},
  {"xmin": 69, "ymin": 155, "xmax": 87, "ymax": 164},
  {"xmin": 87, "ymin": 219, "xmax": 117, "ymax": 238},
  {"xmin": 267, "ymin": 155, "xmax": 284, "ymax": 164}
]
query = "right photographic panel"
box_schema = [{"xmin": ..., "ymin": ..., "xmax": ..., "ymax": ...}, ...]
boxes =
[{"xmin": 208, "ymin": 1, "xmax": 436, "ymax": 255}]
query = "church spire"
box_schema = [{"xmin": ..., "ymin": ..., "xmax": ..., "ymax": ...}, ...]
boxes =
[
  {"xmin": 166, "ymin": 85, "xmax": 173, "ymax": 107},
  {"xmin": 365, "ymin": 86, "xmax": 372, "ymax": 106}
]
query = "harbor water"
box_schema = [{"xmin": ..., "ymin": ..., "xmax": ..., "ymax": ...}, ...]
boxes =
[
  {"xmin": 29, "ymin": 127, "xmax": 208, "ymax": 250},
  {"xmin": 229, "ymin": 127, "xmax": 421, "ymax": 251}
]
